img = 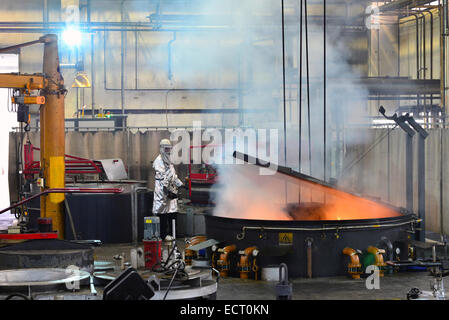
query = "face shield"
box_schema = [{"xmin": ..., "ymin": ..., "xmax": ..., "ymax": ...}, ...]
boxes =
[
  {"xmin": 162, "ymin": 146, "xmax": 172, "ymax": 154},
  {"xmin": 160, "ymin": 144, "xmax": 172, "ymax": 164}
]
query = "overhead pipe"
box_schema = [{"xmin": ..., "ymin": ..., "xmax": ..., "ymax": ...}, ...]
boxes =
[
  {"xmin": 236, "ymin": 219, "xmax": 418, "ymax": 241},
  {"xmin": 88, "ymin": 0, "xmax": 95, "ymax": 118},
  {"xmin": 417, "ymin": 12, "xmax": 427, "ymax": 113},
  {"xmin": 120, "ymin": 0, "xmax": 126, "ymax": 121},
  {"xmin": 80, "ymin": 107, "xmax": 271, "ymax": 115},
  {"xmin": 134, "ymin": 31, "xmax": 138, "ymax": 89},
  {"xmin": 237, "ymin": 43, "xmax": 243, "ymax": 126},
  {"xmin": 361, "ymin": 0, "xmax": 438, "ymax": 16},
  {"xmin": 0, "ymin": 24, "xmax": 359, "ymax": 34},
  {"xmin": 298, "ymin": 0, "xmax": 303, "ymax": 173},
  {"xmin": 424, "ymin": 9, "xmax": 434, "ymax": 80},
  {"xmin": 409, "ymin": 14, "xmax": 421, "ymax": 108},
  {"xmin": 323, "ymin": 0, "xmax": 327, "ymax": 181},
  {"xmin": 281, "ymin": 0, "xmax": 287, "ymax": 165},
  {"xmin": 399, "ymin": 15, "xmax": 421, "ymax": 77},
  {"xmin": 102, "ymin": 30, "xmax": 238, "ymax": 92},
  {"xmin": 446, "ymin": 0, "xmax": 449, "ymax": 30},
  {"xmin": 304, "ymin": 0, "xmax": 312, "ymax": 176},
  {"xmin": 440, "ymin": 1, "xmax": 446, "ymax": 241},
  {"xmin": 443, "ymin": 0, "xmax": 448, "ymax": 114},
  {"xmin": 400, "ymin": 10, "xmax": 437, "ymax": 109},
  {"xmin": 168, "ymin": 31, "xmax": 176, "ymax": 81},
  {"xmin": 424, "ymin": 9, "xmax": 434, "ymax": 107},
  {"xmin": 398, "ymin": 16, "xmax": 400, "ymax": 77},
  {"xmin": 43, "ymin": 0, "xmax": 48, "ymax": 26},
  {"xmin": 417, "ymin": 12, "xmax": 427, "ymax": 80}
]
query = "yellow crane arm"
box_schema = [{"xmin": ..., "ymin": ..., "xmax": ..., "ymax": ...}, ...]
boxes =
[{"xmin": 0, "ymin": 74, "xmax": 46, "ymax": 90}]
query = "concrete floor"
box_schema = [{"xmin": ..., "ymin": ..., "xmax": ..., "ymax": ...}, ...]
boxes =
[
  {"xmin": 0, "ymin": 241, "xmax": 443, "ymax": 300},
  {"xmin": 216, "ymin": 273, "xmax": 442, "ymax": 300},
  {"xmin": 91, "ymin": 242, "xmax": 446, "ymax": 300}
]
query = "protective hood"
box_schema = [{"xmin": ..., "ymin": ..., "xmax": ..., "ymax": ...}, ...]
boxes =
[{"xmin": 160, "ymin": 139, "xmax": 172, "ymax": 165}]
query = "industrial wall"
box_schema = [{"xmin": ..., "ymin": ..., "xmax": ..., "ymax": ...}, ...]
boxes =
[
  {"xmin": 341, "ymin": 128, "xmax": 447, "ymax": 236},
  {"xmin": 8, "ymin": 127, "xmax": 449, "ymax": 235},
  {"xmin": 3, "ymin": 1, "xmax": 448, "ymax": 235}
]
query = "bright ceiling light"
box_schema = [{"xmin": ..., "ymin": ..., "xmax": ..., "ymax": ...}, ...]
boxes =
[{"xmin": 62, "ymin": 27, "xmax": 82, "ymax": 47}]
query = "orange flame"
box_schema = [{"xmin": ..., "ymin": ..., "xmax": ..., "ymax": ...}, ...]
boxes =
[{"xmin": 213, "ymin": 164, "xmax": 400, "ymax": 221}]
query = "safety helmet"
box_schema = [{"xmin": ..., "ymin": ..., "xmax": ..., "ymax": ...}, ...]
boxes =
[{"xmin": 160, "ymin": 139, "xmax": 171, "ymax": 147}]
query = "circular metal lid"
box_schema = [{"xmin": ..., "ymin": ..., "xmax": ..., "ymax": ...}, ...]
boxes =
[{"xmin": 0, "ymin": 268, "xmax": 90, "ymax": 287}]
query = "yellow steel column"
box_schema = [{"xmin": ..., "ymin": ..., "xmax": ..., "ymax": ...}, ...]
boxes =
[{"xmin": 40, "ymin": 34, "xmax": 66, "ymax": 239}]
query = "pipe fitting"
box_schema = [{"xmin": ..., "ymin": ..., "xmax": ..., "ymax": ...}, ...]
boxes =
[
  {"xmin": 366, "ymin": 246, "xmax": 387, "ymax": 277},
  {"xmin": 342, "ymin": 247, "xmax": 362, "ymax": 279},
  {"xmin": 237, "ymin": 246, "xmax": 258, "ymax": 280},
  {"xmin": 216, "ymin": 245, "xmax": 236, "ymax": 277}
]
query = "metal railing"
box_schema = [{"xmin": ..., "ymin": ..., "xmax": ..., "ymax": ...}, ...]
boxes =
[{"xmin": 0, "ymin": 187, "xmax": 124, "ymax": 215}]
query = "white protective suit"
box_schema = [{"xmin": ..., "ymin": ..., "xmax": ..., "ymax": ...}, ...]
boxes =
[{"xmin": 152, "ymin": 139, "xmax": 183, "ymax": 214}]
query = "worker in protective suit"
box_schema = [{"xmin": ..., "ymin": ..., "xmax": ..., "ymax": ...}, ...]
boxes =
[{"xmin": 152, "ymin": 139, "xmax": 183, "ymax": 239}]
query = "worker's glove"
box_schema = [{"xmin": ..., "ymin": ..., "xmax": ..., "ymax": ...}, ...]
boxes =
[{"xmin": 164, "ymin": 186, "xmax": 178, "ymax": 200}]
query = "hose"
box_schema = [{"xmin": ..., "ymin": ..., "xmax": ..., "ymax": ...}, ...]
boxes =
[
  {"xmin": 163, "ymin": 260, "xmax": 186, "ymax": 300},
  {"xmin": 64, "ymin": 198, "xmax": 78, "ymax": 240},
  {"xmin": 162, "ymin": 243, "xmax": 177, "ymax": 268},
  {"xmin": 4, "ymin": 293, "xmax": 32, "ymax": 300},
  {"xmin": 151, "ymin": 242, "xmax": 177, "ymax": 272},
  {"xmin": 252, "ymin": 258, "xmax": 259, "ymax": 280}
]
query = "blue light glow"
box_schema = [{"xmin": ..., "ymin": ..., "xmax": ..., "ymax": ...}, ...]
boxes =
[{"xmin": 62, "ymin": 27, "xmax": 82, "ymax": 47}]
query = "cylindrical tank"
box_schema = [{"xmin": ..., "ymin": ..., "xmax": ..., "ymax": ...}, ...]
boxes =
[
  {"xmin": 63, "ymin": 185, "xmax": 153, "ymax": 243},
  {"xmin": 205, "ymin": 211, "xmax": 416, "ymax": 277}
]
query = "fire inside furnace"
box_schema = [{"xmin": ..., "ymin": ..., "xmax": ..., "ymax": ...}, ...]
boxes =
[{"xmin": 212, "ymin": 163, "xmax": 400, "ymax": 221}]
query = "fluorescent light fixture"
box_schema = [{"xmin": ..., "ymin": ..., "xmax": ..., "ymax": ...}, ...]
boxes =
[
  {"xmin": 62, "ymin": 27, "xmax": 82, "ymax": 47},
  {"xmin": 372, "ymin": 118, "xmax": 426, "ymax": 125},
  {"xmin": 372, "ymin": 119, "xmax": 395, "ymax": 125}
]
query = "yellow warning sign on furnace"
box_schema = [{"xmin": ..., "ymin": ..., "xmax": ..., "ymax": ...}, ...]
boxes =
[{"xmin": 279, "ymin": 233, "xmax": 293, "ymax": 245}]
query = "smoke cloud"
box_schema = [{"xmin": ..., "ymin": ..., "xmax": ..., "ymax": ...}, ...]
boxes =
[{"xmin": 142, "ymin": 1, "xmax": 379, "ymax": 220}]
